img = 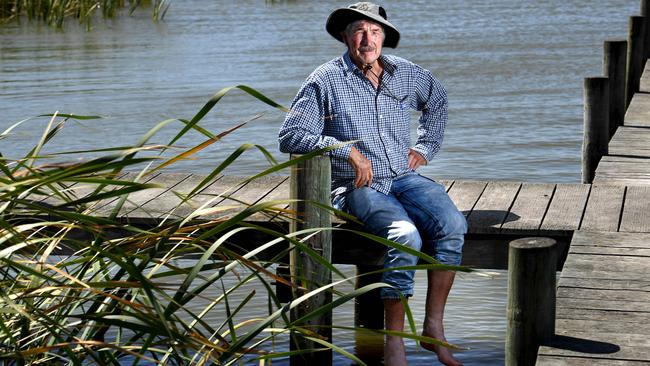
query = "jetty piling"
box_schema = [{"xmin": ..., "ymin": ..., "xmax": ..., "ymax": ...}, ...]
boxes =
[
  {"xmin": 603, "ymin": 40, "xmax": 627, "ymax": 138},
  {"xmin": 505, "ymin": 237, "xmax": 557, "ymax": 366},
  {"xmin": 625, "ymin": 16, "xmax": 646, "ymax": 107},
  {"xmin": 582, "ymin": 77, "xmax": 610, "ymax": 184},
  {"xmin": 288, "ymin": 154, "xmax": 333, "ymax": 365}
]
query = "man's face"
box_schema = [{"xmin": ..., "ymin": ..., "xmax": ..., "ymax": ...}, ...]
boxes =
[{"xmin": 343, "ymin": 20, "xmax": 384, "ymax": 68}]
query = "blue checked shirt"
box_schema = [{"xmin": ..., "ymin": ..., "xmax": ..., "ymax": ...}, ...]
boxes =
[{"xmin": 279, "ymin": 51, "xmax": 447, "ymax": 195}]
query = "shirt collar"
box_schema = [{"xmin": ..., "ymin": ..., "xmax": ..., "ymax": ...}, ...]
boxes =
[{"xmin": 341, "ymin": 51, "xmax": 397, "ymax": 76}]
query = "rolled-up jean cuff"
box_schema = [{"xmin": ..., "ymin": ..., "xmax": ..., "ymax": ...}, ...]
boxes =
[
  {"xmin": 380, "ymin": 287, "xmax": 413, "ymax": 300},
  {"xmin": 436, "ymin": 253, "xmax": 463, "ymax": 266}
]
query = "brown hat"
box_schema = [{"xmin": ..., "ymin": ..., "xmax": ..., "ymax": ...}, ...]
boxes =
[{"xmin": 326, "ymin": 2, "xmax": 400, "ymax": 48}]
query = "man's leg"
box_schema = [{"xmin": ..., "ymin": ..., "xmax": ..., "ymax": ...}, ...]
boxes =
[
  {"xmin": 342, "ymin": 187, "xmax": 423, "ymax": 366},
  {"xmin": 384, "ymin": 298, "xmax": 407, "ymax": 366},
  {"xmin": 392, "ymin": 174, "xmax": 466, "ymax": 366},
  {"xmin": 422, "ymin": 270, "xmax": 461, "ymax": 366}
]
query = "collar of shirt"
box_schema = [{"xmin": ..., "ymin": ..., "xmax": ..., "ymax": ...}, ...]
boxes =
[{"xmin": 341, "ymin": 51, "xmax": 398, "ymax": 78}]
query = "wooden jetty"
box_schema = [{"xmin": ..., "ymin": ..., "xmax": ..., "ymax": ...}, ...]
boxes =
[
  {"xmin": 534, "ymin": 78, "xmax": 650, "ymax": 363},
  {"xmin": 68, "ymin": 3, "xmax": 650, "ymax": 365}
]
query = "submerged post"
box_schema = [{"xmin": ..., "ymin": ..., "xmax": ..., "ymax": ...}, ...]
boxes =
[
  {"xmin": 582, "ymin": 77, "xmax": 610, "ymax": 184},
  {"xmin": 506, "ymin": 237, "xmax": 557, "ymax": 366},
  {"xmin": 603, "ymin": 40, "xmax": 627, "ymax": 138},
  {"xmin": 289, "ymin": 154, "xmax": 332, "ymax": 366},
  {"xmin": 626, "ymin": 16, "xmax": 646, "ymax": 108}
]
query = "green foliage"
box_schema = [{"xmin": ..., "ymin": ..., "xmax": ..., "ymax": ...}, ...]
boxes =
[
  {"xmin": 0, "ymin": 0, "xmax": 169, "ymax": 29},
  {"xmin": 0, "ymin": 86, "xmax": 466, "ymax": 365}
]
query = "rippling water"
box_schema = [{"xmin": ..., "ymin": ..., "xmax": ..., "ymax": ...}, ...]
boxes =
[{"xmin": 0, "ymin": 0, "xmax": 641, "ymax": 364}]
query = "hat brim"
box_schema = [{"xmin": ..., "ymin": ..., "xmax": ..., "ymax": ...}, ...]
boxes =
[{"xmin": 326, "ymin": 8, "xmax": 400, "ymax": 48}]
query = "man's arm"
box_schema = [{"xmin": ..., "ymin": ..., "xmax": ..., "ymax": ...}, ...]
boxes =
[
  {"xmin": 278, "ymin": 79, "xmax": 352, "ymax": 161},
  {"xmin": 411, "ymin": 68, "xmax": 448, "ymax": 163}
]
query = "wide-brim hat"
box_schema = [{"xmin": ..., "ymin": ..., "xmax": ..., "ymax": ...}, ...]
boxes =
[{"xmin": 326, "ymin": 2, "xmax": 400, "ymax": 48}]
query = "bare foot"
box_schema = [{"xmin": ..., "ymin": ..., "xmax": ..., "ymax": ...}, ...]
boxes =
[{"xmin": 420, "ymin": 331, "xmax": 463, "ymax": 366}]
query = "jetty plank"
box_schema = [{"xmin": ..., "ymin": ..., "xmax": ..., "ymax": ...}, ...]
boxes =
[
  {"xmin": 120, "ymin": 173, "xmax": 194, "ymax": 217},
  {"xmin": 608, "ymin": 126, "xmax": 650, "ymax": 158},
  {"xmin": 466, "ymin": 181, "xmax": 521, "ymax": 234},
  {"xmin": 624, "ymin": 92, "xmax": 650, "ymax": 127},
  {"xmin": 500, "ymin": 182, "xmax": 554, "ymax": 234},
  {"xmin": 595, "ymin": 156, "xmax": 650, "ymax": 186},
  {"xmin": 619, "ymin": 185, "xmax": 650, "ymax": 232},
  {"xmin": 579, "ymin": 184, "xmax": 624, "ymax": 231},
  {"xmin": 445, "ymin": 180, "xmax": 487, "ymax": 217},
  {"xmin": 539, "ymin": 231, "xmax": 650, "ymax": 363},
  {"xmin": 539, "ymin": 183, "xmax": 590, "ymax": 235}
]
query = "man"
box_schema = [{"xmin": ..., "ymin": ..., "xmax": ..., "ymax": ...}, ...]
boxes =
[{"xmin": 278, "ymin": 3, "xmax": 466, "ymax": 366}]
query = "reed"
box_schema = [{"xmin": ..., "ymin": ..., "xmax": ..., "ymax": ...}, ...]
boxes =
[
  {"xmin": 0, "ymin": 0, "xmax": 169, "ymax": 29},
  {"xmin": 0, "ymin": 86, "xmax": 465, "ymax": 365}
]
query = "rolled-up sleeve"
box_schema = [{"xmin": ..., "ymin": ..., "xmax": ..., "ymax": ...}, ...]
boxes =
[
  {"xmin": 278, "ymin": 78, "xmax": 352, "ymax": 161},
  {"xmin": 411, "ymin": 68, "xmax": 448, "ymax": 162}
]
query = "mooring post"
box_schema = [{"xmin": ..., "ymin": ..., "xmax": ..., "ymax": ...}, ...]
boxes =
[
  {"xmin": 603, "ymin": 40, "xmax": 628, "ymax": 139},
  {"xmin": 289, "ymin": 154, "xmax": 332, "ymax": 365},
  {"xmin": 626, "ymin": 16, "xmax": 646, "ymax": 108},
  {"xmin": 505, "ymin": 237, "xmax": 557, "ymax": 366},
  {"xmin": 641, "ymin": 0, "xmax": 650, "ymax": 60},
  {"xmin": 582, "ymin": 77, "xmax": 610, "ymax": 184}
]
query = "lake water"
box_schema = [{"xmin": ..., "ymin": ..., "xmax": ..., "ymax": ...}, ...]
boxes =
[{"xmin": 0, "ymin": 0, "xmax": 641, "ymax": 364}]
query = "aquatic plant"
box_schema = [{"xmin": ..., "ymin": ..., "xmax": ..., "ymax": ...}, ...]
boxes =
[
  {"xmin": 0, "ymin": 0, "xmax": 169, "ymax": 28},
  {"xmin": 0, "ymin": 86, "xmax": 465, "ymax": 365}
]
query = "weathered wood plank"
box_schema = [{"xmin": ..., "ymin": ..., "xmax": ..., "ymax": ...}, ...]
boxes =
[
  {"xmin": 624, "ymin": 91, "xmax": 650, "ymax": 127},
  {"xmin": 89, "ymin": 171, "xmax": 164, "ymax": 215},
  {"xmin": 620, "ymin": 185, "xmax": 650, "ymax": 232},
  {"xmin": 553, "ymin": 318, "xmax": 650, "ymax": 335},
  {"xmin": 466, "ymin": 181, "xmax": 520, "ymax": 234},
  {"xmin": 501, "ymin": 182, "xmax": 554, "ymax": 234},
  {"xmin": 121, "ymin": 173, "xmax": 194, "ymax": 217},
  {"xmin": 539, "ymin": 184, "xmax": 590, "ymax": 235},
  {"xmin": 570, "ymin": 230, "xmax": 650, "ymax": 249},
  {"xmin": 558, "ymin": 276, "xmax": 650, "ymax": 291},
  {"xmin": 555, "ymin": 296, "xmax": 650, "ymax": 313},
  {"xmin": 580, "ymin": 185, "xmax": 624, "ymax": 231},
  {"xmin": 554, "ymin": 307, "xmax": 650, "ymax": 323},
  {"xmin": 557, "ymin": 287, "xmax": 650, "ymax": 303},
  {"xmin": 595, "ymin": 156, "xmax": 650, "ymax": 186},
  {"xmin": 608, "ymin": 126, "xmax": 650, "ymax": 158},
  {"xmin": 445, "ymin": 180, "xmax": 487, "ymax": 217}
]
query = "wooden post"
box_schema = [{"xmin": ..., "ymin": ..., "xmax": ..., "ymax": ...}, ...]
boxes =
[
  {"xmin": 505, "ymin": 237, "xmax": 557, "ymax": 366},
  {"xmin": 582, "ymin": 77, "xmax": 609, "ymax": 184},
  {"xmin": 289, "ymin": 154, "xmax": 333, "ymax": 366},
  {"xmin": 354, "ymin": 265, "xmax": 384, "ymax": 364},
  {"xmin": 603, "ymin": 40, "xmax": 627, "ymax": 139},
  {"xmin": 641, "ymin": 0, "xmax": 650, "ymax": 60},
  {"xmin": 626, "ymin": 16, "xmax": 646, "ymax": 108}
]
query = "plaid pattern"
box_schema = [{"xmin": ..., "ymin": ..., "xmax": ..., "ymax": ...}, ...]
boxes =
[{"xmin": 279, "ymin": 51, "xmax": 447, "ymax": 195}]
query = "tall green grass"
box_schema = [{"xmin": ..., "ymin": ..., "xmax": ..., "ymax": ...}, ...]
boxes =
[
  {"xmin": 0, "ymin": 0, "xmax": 169, "ymax": 28},
  {"xmin": 0, "ymin": 86, "xmax": 467, "ymax": 365}
]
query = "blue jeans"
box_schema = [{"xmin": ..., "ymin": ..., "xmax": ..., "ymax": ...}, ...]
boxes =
[{"xmin": 332, "ymin": 174, "xmax": 466, "ymax": 299}]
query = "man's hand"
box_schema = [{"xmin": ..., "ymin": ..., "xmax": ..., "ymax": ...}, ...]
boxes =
[
  {"xmin": 348, "ymin": 147, "xmax": 373, "ymax": 188},
  {"xmin": 408, "ymin": 149, "xmax": 427, "ymax": 170}
]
